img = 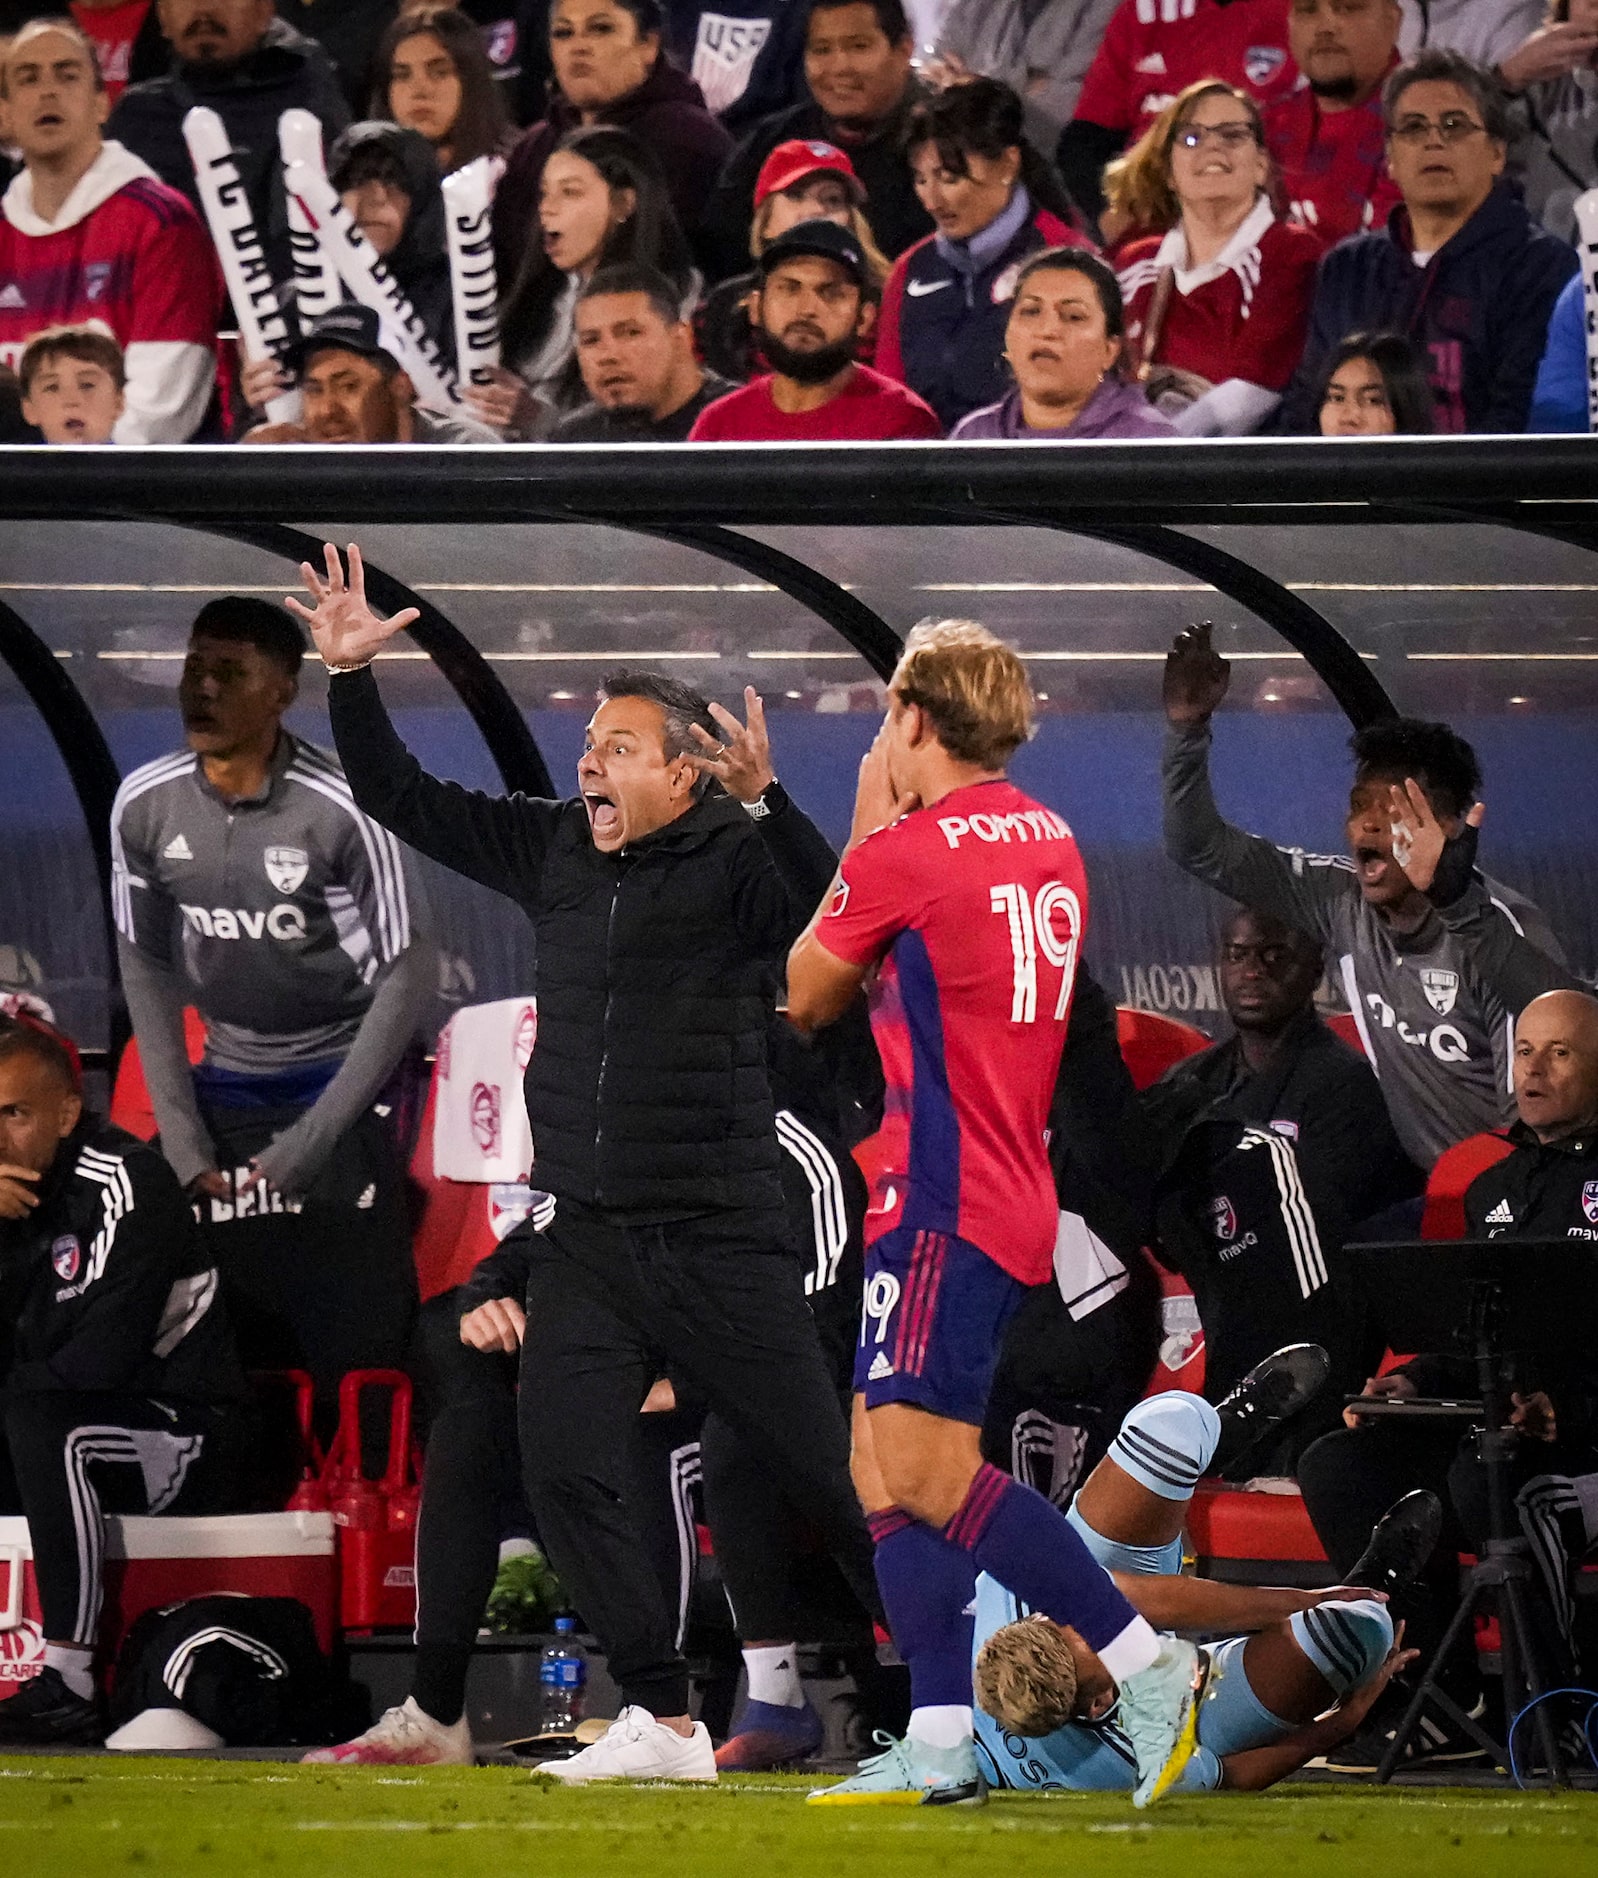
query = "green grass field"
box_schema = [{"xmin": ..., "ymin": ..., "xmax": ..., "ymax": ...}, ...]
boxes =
[{"xmin": 3, "ymin": 1760, "xmax": 1596, "ymax": 1878}]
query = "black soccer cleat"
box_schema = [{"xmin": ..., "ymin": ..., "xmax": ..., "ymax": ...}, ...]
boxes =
[
  {"xmin": 1211, "ymin": 1342, "xmax": 1331, "ymax": 1476},
  {"xmin": 0, "ymin": 1666, "xmax": 103, "ymax": 1747},
  {"xmin": 1347, "ymin": 1489, "xmax": 1444, "ymax": 1598}
]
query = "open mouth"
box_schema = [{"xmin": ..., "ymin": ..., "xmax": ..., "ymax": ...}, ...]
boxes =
[
  {"xmin": 1353, "ymin": 846, "xmax": 1391, "ymax": 888},
  {"xmin": 1027, "ymin": 347, "xmax": 1061, "ymax": 365},
  {"xmin": 584, "ymin": 791, "xmax": 620, "ymax": 839}
]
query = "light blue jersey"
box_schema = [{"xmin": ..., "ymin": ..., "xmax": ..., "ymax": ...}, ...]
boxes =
[{"xmin": 971, "ymin": 1392, "xmax": 1392, "ymax": 1794}]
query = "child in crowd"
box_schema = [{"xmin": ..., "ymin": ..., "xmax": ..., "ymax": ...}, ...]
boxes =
[{"xmin": 17, "ymin": 323, "xmax": 126, "ymax": 444}]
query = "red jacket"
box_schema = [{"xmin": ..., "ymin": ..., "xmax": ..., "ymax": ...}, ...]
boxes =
[
  {"xmin": 1118, "ymin": 199, "xmax": 1319, "ymax": 392},
  {"xmin": 1075, "ymin": 0, "xmax": 1297, "ymax": 138}
]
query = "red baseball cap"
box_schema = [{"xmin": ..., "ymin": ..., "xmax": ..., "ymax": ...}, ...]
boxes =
[{"xmin": 754, "ymin": 139, "xmax": 867, "ymax": 208}]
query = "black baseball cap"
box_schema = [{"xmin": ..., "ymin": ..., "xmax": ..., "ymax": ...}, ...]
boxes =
[
  {"xmin": 758, "ymin": 218, "xmax": 869, "ymax": 291},
  {"xmin": 285, "ymin": 304, "xmax": 401, "ymax": 377}
]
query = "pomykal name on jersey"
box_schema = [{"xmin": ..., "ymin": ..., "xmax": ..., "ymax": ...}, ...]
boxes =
[
  {"xmin": 1363, "ymin": 990, "xmax": 1470, "ymax": 1063},
  {"xmin": 937, "ymin": 808, "xmax": 1073, "ymax": 849},
  {"xmin": 180, "ymin": 903, "xmax": 308, "ymax": 941}
]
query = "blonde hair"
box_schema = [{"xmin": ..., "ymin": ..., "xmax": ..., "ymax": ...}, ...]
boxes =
[
  {"xmin": 750, "ymin": 200, "xmax": 890, "ymax": 290},
  {"xmin": 974, "ymin": 1617, "xmax": 1080, "ymax": 1736},
  {"xmin": 1103, "ymin": 79, "xmax": 1269, "ymax": 235},
  {"xmin": 890, "ymin": 618, "xmax": 1034, "ymax": 770}
]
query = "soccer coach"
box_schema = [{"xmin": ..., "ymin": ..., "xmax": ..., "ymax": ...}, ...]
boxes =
[{"xmin": 288, "ymin": 546, "xmax": 877, "ymax": 1783}]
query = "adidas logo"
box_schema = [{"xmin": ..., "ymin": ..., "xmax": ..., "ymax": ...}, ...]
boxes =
[
  {"xmin": 1134, "ymin": 51, "xmax": 1167, "ymax": 74},
  {"xmin": 0, "ymin": 284, "xmax": 24, "ymax": 309},
  {"xmin": 867, "ymin": 1351, "xmax": 894, "ymax": 1381},
  {"xmin": 1483, "ymin": 1199, "xmax": 1514, "ymax": 1225},
  {"xmin": 355, "ymin": 1182, "xmax": 376, "ymax": 1210},
  {"xmin": 162, "ymin": 833, "xmax": 194, "ymax": 860}
]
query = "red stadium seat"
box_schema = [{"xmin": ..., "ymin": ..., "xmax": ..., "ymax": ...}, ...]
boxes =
[
  {"xmin": 1115, "ymin": 1007, "xmax": 1210, "ymax": 1091},
  {"xmin": 109, "ymin": 1007, "xmax": 206, "ymax": 1139},
  {"xmin": 1421, "ymin": 1130, "xmax": 1514, "ymax": 1240},
  {"xmin": 1324, "ymin": 1009, "xmax": 1369, "ymax": 1059},
  {"xmin": 1187, "ymin": 1479, "xmax": 1329, "ymax": 1581}
]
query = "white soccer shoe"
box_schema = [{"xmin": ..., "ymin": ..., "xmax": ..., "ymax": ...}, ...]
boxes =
[
  {"xmin": 538, "ymin": 1705, "xmax": 718, "ymax": 1784},
  {"xmin": 301, "ymin": 1696, "xmax": 475, "ymax": 1766}
]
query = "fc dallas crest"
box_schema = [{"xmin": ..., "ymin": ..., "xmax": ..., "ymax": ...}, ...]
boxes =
[
  {"xmin": 1583, "ymin": 1181, "xmax": 1598, "ymax": 1225},
  {"xmin": 1208, "ymin": 1195, "xmax": 1237, "ymax": 1243},
  {"xmin": 51, "ymin": 1234, "xmax": 80, "ymax": 1282}
]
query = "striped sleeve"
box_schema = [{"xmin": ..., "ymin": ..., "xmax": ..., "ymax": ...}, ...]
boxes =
[
  {"xmin": 109, "ymin": 754, "xmax": 194, "ymax": 956},
  {"xmin": 286, "ymin": 743, "xmax": 416, "ymax": 967}
]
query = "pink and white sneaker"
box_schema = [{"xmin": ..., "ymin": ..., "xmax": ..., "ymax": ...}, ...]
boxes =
[{"xmin": 302, "ymin": 1696, "xmax": 474, "ymax": 1765}]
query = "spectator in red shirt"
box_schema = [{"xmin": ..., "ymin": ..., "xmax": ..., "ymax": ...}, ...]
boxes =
[
  {"xmin": 690, "ymin": 217, "xmax": 941, "ymax": 437},
  {"xmin": 1117, "ymin": 80, "xmax": 1321, "ymax": 432},
  {"xmin": 0, "ymin": 17, "xmax": 221, "ymax": 441},
  {"xmin": 69, "ymin": 0, "xmax": 165, "ymax": 105},
  {"xmin": 1265, "ymin": 0, "xmax": 1403, "ymax": 249},
  {"xmin": 1059, "ymin": 0, "xmax": 1298, "ymax": 229}
]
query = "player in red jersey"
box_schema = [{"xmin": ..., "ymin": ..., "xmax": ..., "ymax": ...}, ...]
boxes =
[{"xmin": 789, "ymin": 620, "xmax": 1204, "ymax": 1810}]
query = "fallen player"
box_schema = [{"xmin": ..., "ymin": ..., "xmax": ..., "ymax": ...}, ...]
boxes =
[{"xmin": 972, "ymin": 1390, "xmax": 1435, "ymax": 1793}]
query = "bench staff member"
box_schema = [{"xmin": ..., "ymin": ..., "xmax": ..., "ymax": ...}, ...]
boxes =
[
  {"xmin": 109, "ymin": 596, "xmax": 434, "ymax": 1420},
  {"xmin": 0, "ymin": 1017, "xmax": 245, "ymax": 1746}
]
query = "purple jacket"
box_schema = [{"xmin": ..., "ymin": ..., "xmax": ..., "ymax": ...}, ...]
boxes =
[{"xmin": 951, "ymin": 377, "xmax": 1177, "ymax": 440}]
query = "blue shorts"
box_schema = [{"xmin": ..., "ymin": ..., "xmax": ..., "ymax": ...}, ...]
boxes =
[{"xmin": 854, "ymin": 1226, "xmax": 1024, "ymax": 1426}]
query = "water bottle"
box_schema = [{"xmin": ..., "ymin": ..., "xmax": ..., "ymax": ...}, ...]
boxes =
[{"xmin": 540, "ymin": 1616, "xmax": 587, "ymax": 1732}]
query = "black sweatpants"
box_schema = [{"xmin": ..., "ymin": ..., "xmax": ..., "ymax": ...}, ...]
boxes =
[
  {"xmin": 196, "ymin": 1103, "xmax": 417, "ymax": 1438},
  {"xmin": 518, "ymin": 1204, "xmax": 876, "ymax": 1717},
  {"xmin": 1298, "ymin": 1422, "xmax": 1593, "ymax": 1700},
  {"xmin": 0, "ymin": 1392, "xmax": 237, "ymax": 1646}
]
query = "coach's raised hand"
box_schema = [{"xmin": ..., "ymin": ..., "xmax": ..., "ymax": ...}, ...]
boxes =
[{"xmin": 286, "ymin": 542, "xmax": 419, "ymax": 670}]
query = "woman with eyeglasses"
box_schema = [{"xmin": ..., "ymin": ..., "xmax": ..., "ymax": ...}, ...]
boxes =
[{"xmin": 1115, "ymin": 79, "xmax": 1321, "ymax": 434}]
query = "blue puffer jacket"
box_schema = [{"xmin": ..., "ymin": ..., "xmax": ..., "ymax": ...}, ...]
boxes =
[
  {"xmin": 876, "ymin": 186, "xmax": 1093, "ymax": 432},
  {"xmin": 1278, "ymin": 180, "xmax": 1577, "ymax": 434}
]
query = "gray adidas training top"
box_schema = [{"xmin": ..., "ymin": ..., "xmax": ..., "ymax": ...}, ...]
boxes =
[
  {"xmin": 110, "ymin": 732, "xmax": 434, "ymax": 1193},
  {"xmin": 1163, "ymin": 721, "xmax": 1574, "ymax": 1170}
]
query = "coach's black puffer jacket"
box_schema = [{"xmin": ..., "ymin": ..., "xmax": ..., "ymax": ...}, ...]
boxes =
[{"xmin": 329, "ymin": 668, "xmax": 837, "ymax": 1219}]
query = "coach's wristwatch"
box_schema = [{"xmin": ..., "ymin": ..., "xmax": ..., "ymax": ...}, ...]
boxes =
[{"xmin": 741, "ymin": 780, "xmax": 787, "ymax": 820}]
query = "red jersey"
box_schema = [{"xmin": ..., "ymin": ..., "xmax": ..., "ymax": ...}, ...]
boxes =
[
  {"xmin": 688, "ymin": 364, "xmax": 942, "ymax": 441},
  {"xmin": 817, "ymin": 780, "xmax": 1089, "ymax": 1284},
  {"xmin": 1265, "ymin": 81, "xmax": 1402, "ymax": 252},
  {"xmin": 1118, "ymin": 199, "xmax": 1319, "ymax": 391},
  {"xmin": 0, "ymin": 143, "xmax": 222, "ymax": 440},
  {"xmin": 71, "ymin": 0, "xmax": 152, "ymax": 103},
  {"xmin": 1075, "ymin": 0, "xmax": 1297, "ymax": 139}
]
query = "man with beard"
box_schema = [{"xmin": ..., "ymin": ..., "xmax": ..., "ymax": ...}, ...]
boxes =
[
  {"xmin": 551, "ymin": 262, "xmax": 738, "ymax": 442},
  {"xmin": 240, "ymin": 305, "xmax": 499, "ymax": 444},
  {"xmin": 689, "ymin": 218, "xmax": 939, "ymax": 439},
  {"xmin": 1264, "ymin": 0, "xmax": 1403, "ymax": 250},
  {"xmin": 108, "ymin": 0, "xmax": 349, "ymax": 288}
]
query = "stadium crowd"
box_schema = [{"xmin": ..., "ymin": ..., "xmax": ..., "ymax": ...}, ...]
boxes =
[{"xmin": 0, "ymin": 0, "xmax": 1590, "ymax": 442}]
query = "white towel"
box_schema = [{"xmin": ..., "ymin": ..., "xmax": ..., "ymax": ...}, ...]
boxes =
[{"xmin": 432, "ymin": 997, "xmax": 537, "ymax": 1183}]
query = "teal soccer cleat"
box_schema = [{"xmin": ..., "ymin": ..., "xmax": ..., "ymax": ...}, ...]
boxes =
[
  {"xmin": 1119, "ymin": 1638, "xmax": 1209, "ymax": 1808},
  {"xmin": 806, "ymin": 1732, "xmax": 987, "ymax": 1806}
]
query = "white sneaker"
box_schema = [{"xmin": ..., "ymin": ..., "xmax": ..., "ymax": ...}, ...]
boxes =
[
  {"xmin": 538, "ymin": 1705, "xmax": 717, "ymax": 1784},
  {"xmin": 301, "ymin": 1696, "xmax": 475, "ymax": 1766}
]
